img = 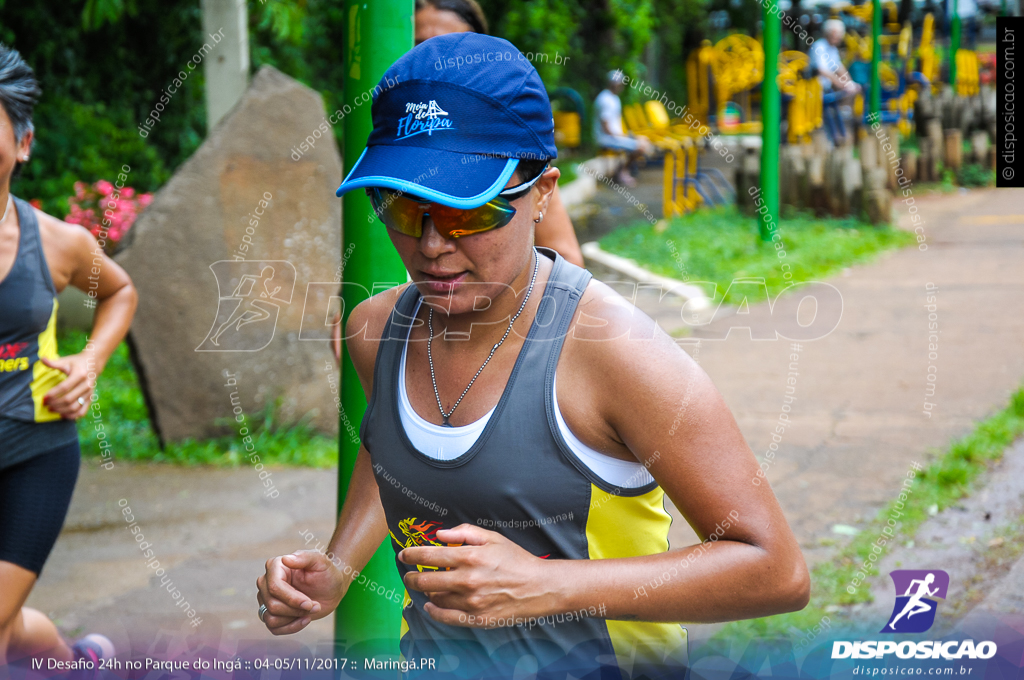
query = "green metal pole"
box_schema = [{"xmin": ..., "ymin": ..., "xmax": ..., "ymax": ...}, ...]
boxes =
[
  {"xmin": 337, "ymin": 0, "xmax": 412, "ymax": 660},
  {"xmin": 871, "ymin": 0, "xmax": 882, "ymax": 118},
  {"xmin": 760, "ymin": 3, "xmax": 780, "ymax": 242},
  {"xmin": 950, "ymin": 0, "xmax": 961, "ymax": 87}
]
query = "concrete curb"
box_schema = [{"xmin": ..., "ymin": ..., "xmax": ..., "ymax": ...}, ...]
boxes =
[
  {"xmin": 559, "ymin": 155, "xmax": 629, "ymax": 209},
  {"xmin": 580, "ymin": 241, "xmax": 712, "ymax": 310}
]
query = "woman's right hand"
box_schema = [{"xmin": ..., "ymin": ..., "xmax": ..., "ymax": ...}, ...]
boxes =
[{"xmin": 256, "ymin": 551, "xmax": 345, "ymax": 634}]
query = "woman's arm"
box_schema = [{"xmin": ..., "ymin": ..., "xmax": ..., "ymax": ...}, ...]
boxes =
[
  {"xmin": 40, "ymin": 216, "xmax": 137, "ymax": 419},
  {"xmin": 257, "ymin": 292, "xmax": 400, "ymax": 634},
  {"xmin": 400, "ymin": 285, "xmax": 809, "ymax": 626},
  {"xmin": 256, "ymin": 443, "xmax": 389, "ymax": 634},
  {"xmin": 554, "ymin": 306, "xmax": 809, "ymax": 622}
]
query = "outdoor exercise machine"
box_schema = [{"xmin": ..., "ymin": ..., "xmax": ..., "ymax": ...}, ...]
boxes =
[
  {"xmin": 550, "ymin": 87, "xmax": 586, "ymax": 149},
  {"xmin": 685, "ymin": 35, "xmax": 765, "ymax": 133},
  {"xmin": 777, "ymin": 50, "xmax": 824, "ymax": 144}
]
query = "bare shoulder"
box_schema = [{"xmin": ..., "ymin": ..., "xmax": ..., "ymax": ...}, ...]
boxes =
[
  {"xmin": 36, "ymin": 209, "xmax": 97, "ymax": 256},
  {"xmin": 34, "ymin": 209, "xmax": 102, "ymax": 290},
  {"xmin": 568, "ymin": 278, "xmax": 671, "ymax": 349},
  {"xmin": 344, "ymin": 282, "xmax": 415, "ymax": 393},
  {"xmin": 565, "ymin": 277, "xmax": 705, "ymax": 404}
]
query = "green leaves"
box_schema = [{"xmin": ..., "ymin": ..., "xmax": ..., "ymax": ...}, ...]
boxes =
[
  {"xmin": 81, "ymin": 0, "xmax": 137, "ymax": 31},
  {"xmin": 14, "ymin": 97, "xmax": 169, "ymax": 216},
  {"xmin": 251, "ymin": 0, "xmax": 307, "ymax": 45}
]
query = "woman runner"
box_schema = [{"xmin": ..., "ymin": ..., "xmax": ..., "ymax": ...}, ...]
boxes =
[
  {"xmin": 259, "ymin": 33, "xmax": 808, "ymax": 679},
  {"xmin": 0, "ymin": 44, "xmax": 137, "ymax": 669}
]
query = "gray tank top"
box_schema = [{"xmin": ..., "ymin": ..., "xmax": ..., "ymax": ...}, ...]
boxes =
[
  {"xmin": 0, "ymin": 197, "xmax": 78, "ymax": 470},
  {"xmin": 360, "ymin": 247, "xmax": 688, "ymax": 678}
]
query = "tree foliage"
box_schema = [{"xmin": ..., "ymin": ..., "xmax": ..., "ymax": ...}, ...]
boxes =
[
  {"xmin": 0, "ymin": 0, "xmax": 204, "ymax": 210},
  {"xmin": 0, "ymin": 0, "xmax": 346, "ymax": 213},
  {"xmin": 476, "ymin": 0, "xmax": 707, "ymax": 134},
  {"xmin": 478, "ymin": 0, "xmax": 654, "ymax": 104},
  {"xmin": 0, "ymin": 0, "xmax": 718, "ymax": 211}
]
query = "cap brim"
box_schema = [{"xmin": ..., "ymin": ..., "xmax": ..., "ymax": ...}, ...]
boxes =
[{"xmin": 335, "ymin": 146, "xmax": 519, "ymax": 208}]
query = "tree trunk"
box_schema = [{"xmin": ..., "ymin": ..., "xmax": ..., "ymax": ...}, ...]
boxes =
[{"xmin": 202, "ymin": 0, "xmax": 250, "ymax": 131}]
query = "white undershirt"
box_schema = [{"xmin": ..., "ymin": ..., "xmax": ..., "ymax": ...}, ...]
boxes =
[{"xmin": 397, "ymin": 299, "xmax": 653, "ymax": 489}]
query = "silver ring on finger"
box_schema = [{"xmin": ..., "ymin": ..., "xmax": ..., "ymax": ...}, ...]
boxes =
[
  {"xmin": 78, "ymin": 397, "xmax": 86, "ymax": 406},
  {"xmin": 258, "ymin": 604, "xmax": 268, "ymax": 622}
]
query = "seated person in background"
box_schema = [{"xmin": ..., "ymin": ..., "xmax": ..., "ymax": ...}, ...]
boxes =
[
  {"xmin": 811, "ymin": 20, "xmax": 861, "ymax": 99},
  {"xmin": 945, "ymin": 0, "xmax": 978, "ymax": 50},
  {"xmin": 593, "ymin": 70, "xmax": 653, "ymax": 188},
  {"xmin": 810, "ymin": 20, "xmax": 861, "ymax": 144}
]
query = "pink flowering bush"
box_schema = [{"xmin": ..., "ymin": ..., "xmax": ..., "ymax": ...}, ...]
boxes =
[{"xmin": 65, "ymin": 180, "xmax": 153, "ymax": 254}]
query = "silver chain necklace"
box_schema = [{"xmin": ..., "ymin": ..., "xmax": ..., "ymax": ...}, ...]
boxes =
[
  {"xmin": 1, "ymin": 196, "xmax": 11, "ymax": 224},
  {"xmin": 427, "ymin": 248, "xmax": 540, "ymax": 427}
]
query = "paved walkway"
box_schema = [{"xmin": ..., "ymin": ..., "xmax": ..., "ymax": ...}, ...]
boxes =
[
  {"xmin": 27, "ymin": 465, "xmax": 338, "ymax": 653},
  {"xmin": 25, "ymin": 184, "xmax": 1024, "ymax": 658},
  {"xmin": 851, "ymin": 438, "xmax": 1024, "ymax": 635},
  {"xmin": 652, "ymin": 187, "xmax": 1024, "ymax": 558}
]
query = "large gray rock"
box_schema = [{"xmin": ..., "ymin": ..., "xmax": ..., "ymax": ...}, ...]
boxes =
[{"xmin": 117, "ymin": 65, "xmax": 342, "ymax": 443}]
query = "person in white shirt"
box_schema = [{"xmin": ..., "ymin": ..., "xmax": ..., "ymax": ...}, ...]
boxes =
[
  {"xmin": 810, "ymin": 20, "xmax": 860, "ymax": 145},
  {"xmin": 593, "ymin": 70, "xmax": 652, "ymax": 188},
  {"xmin": 810, "ymin": 20, "xmax": 860, "ymax": 97},
  {"xmin": 946, "ymin": 0, "xmax": 978, "ymax": 49}
]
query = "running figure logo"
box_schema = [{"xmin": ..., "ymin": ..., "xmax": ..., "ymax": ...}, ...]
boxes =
[
  {"xmin": 196, "ymin": 260, "xmax": 296, "ymax": 352},
  {"xmin": 881, "ymin": 570, "xmax": 949, "ymax": 633}
]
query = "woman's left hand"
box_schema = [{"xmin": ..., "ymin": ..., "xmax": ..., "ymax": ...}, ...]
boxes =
[
  {"xmin": 40, "ymin": 353, "xmax": 96, "ymax": 419},
  {"xmin": 399, "ymin": 524, "xmax": 558, "ymax": 628}
]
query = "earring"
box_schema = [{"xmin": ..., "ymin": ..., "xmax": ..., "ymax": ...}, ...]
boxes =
[{"xmin": 533, "ymin": 211, "xmax": 544, "ymax": 224}]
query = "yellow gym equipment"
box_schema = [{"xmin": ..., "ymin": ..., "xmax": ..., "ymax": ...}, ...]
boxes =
[
  {"xmin": 775, "ymin": 51, "xmax": 823, "ymax": 144},
  {"xmin": 685, "ymin": 34, "xmax": 764, "ymax": 133},
  {"xmin": 918, "ymin": 14, "xmax": 941, "ymax": 90},
  {"xmin": 663, "ymin": 139, "xmax": 703, "ymax": 218},
  {"xmin": 955, "ymin": 49, "xmax": 979, "ymax": 97},
  {"xmin": 686, "ymin": 41, "xmax": 716, "ymax": 125},
  {"xmin": 553, "ymin": 111, "xmax": 580, "ymax": 148}
]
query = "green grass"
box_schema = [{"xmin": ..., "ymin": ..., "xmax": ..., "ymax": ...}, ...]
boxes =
[
  {"xmin": 598, "ymin": 206, "xmax": 916, "ymax": 305},
  {"xmin": 717, "ymin": 384, "xmax": 1024, "ymax": 639},
  {"xmin": 553, "ymin": 158, "xmax": 579, "ymax": 186},
  {"xmin": 60, "ymin": 329, "xmax": 337, "ymax": 468}
]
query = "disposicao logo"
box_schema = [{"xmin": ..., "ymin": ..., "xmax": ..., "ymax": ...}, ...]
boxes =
[
  {"xmin": 831, "ymin": 640, "xmax": 997, "ymax": 661},
  {"xmin": 830, "ymin": 569, "xmax": 997, "ymax": 661},
  {"xmin": 881, "ymin": 569, "xmax": 948, "ymax": 633}
]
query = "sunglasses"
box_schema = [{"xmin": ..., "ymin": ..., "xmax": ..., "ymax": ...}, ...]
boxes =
[{"xmin": 367, "ymin": 164, "xmax": 548, "ymax": 240}]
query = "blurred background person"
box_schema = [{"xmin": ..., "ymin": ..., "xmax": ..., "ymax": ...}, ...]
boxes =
[
  {"xmin": 810, "ymin": 20, "xmax": 860, "ymax": 99},
  {"xmin": 0, "ymin": 43, "xmax": 136, "ymax": 669},
  {"xmin": 946, "ymin": 0, "xmax": 979, "ymax": 50},
  {"xmin": 414, "ymin": 0, "xmax": 584, "ymax": 267},
  {"xmin": 810, "ymin": 19, "xmax": 861, "ymax": 145},
  {"xmin": 593, "ymin": 70, "xmax": 653, "ymax": 188}
]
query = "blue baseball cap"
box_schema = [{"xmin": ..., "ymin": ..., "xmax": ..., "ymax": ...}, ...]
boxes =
[{"xmin": 335, "ymin": 33, "xmax": 557, "ymax": 209}]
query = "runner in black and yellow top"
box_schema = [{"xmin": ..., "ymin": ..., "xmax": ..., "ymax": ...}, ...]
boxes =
[
  {"xmin": 0, "ymin": 44, "xmax": 137, "ymax": 668},
  {"xmin": 258, "ymin": 33, "xmax": 809, "ymax": 679}
]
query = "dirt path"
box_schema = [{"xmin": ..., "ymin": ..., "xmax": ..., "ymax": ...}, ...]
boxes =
[
  {"xmin": 27, "ymin": 464, "xmax": 338, "ymax": 653},
  {"xmin": 590, "ymin": 184, "xmax": 1024, "ymax": 646}
]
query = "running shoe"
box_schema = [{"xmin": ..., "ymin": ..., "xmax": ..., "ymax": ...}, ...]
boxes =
[{"xmin": 71, "ymin": 633, "xmax": 115, "ymax": 667}]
